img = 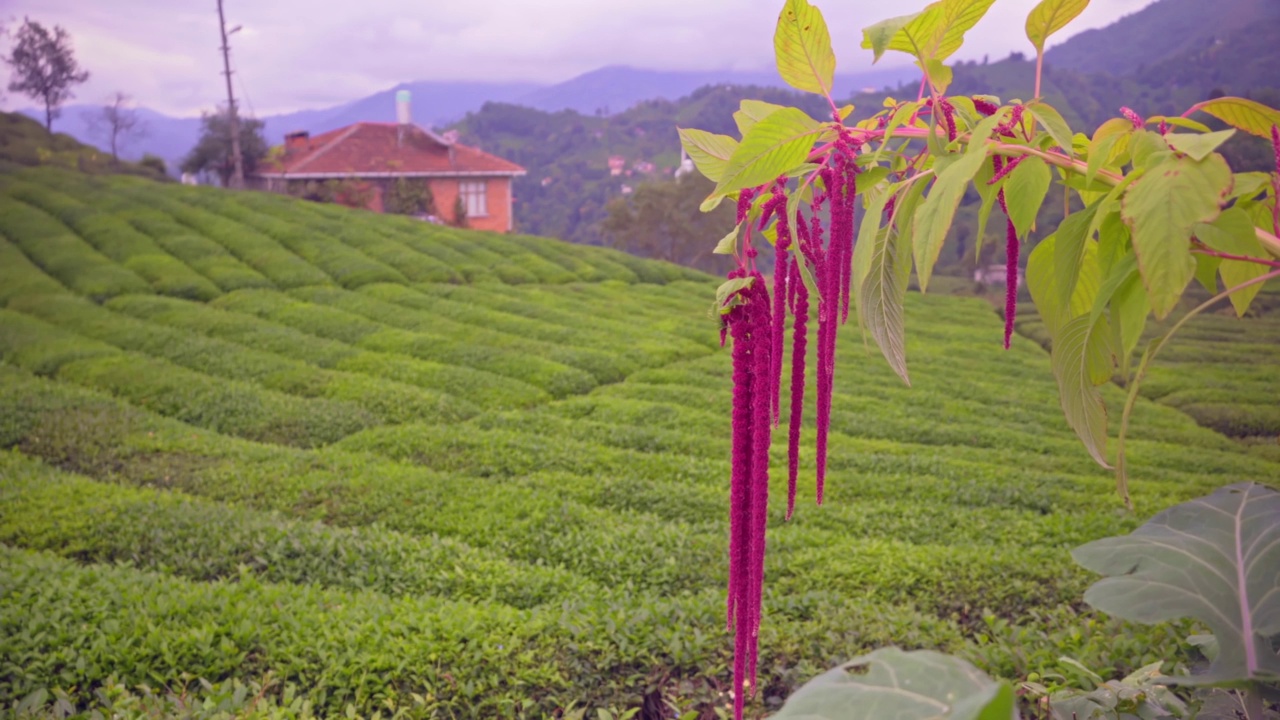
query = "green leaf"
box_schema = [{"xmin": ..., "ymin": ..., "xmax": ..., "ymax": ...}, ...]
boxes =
[
  {"xmin": 1086, "ymin": 118, "xmax": 1133, "ymax": 186},
  {"xmin": 1028, "ymin": 101, "xmax": 1075, "ymax": 152},
  {"xmin": 1190, "ymin": 96, "xmax": 1280, "ymax": 140},
  {"xmin": 677, "ymin": 128, "xmax": 738, "ymax": 183},
  {"xmin": 713, "ymin": 224, "xmax": 741, "ymax": 255},
  {"xmin": 1109, "ymin": 268, "xmax": 1149, "ymax": 379},
  {"xmin": 920, "ymin": 58, "xmax": 954, "ymax": 94},
  {"xmin": 1194, "ymin": 252, "xmax": 1221, "ymax": 293},
  {"xmin": 859, "ymin": 225, "xmax": 911, "ymax": 386},
  {"xmin": 715, "ymin": 276, "xmax": 754, "ymax": 310},
  {"xmin": 714, "ymin": 107, "xmax": 822, "ymax": 196},
  {"xmin": 912, "ymin": 150, "xmax": 989, "ymax": 292},
  {"xmin": 861, "ymin": 13, "xmax": 919, "ymax": 62},
  {"xmin": 1146, "ymin": 115, "xmax": 1212, "ymax": 133},
  {"xmin": 1165, "ymin": 129, "xmax": 1236, "ymax": 162},
  {"xmin": 973, "ymin": 155, "xmax": 999, "ymax": 260},
  {"xmin": 1004, "ymin": 156, "xmax": 1052, "ymax": 238},
  {"xmin": 1195, "ymin": 206, "xmax": 1270, "ymax": 316},
  {"xmin": 880, "ymin": 0, "xmax": 1000, "ymax": 64},
  {"xmin": 1051, "ymin": 314, "xmax": 1112, "ymax": 468},
  {"xmin": 774, "ymin": 0, "xmax": 837, "ymax": 97},
  {"xmin": 1073, "ymin": 482, "xmax": 1280, "ymax": 686},
  {"xmin": 853, "ymin": 186, "xmax": 894, "ymax": 303},
  {"xmin": 1051, "ymin": 204, "xmax": 1102, "ymax": 307},
  {"xmin": 772, "ymin": 648, "xmax": 1012, "ymax": 720},
  {"xmin": 1229, "ymin": 171, "xmax": 1273, "ymax": 201},
  {"xmin": 1121, "ymin": 153, "xmax": 1233, "ymax": 319},
  {"xmin": 734, "ymin": 99, "xmax": 788, "ymax": 136},
  {"xmin": 855, "ymin": 166, "xmax": 891, "ymax": 195},
  {"xmin": 1027, "ymin": 231, "xmax": 1101, "ymax": 342},
  {"xmin": 1128, "ymin": 130, "xmax": 1171, "ymax": 170},
  {"xmin": 1025, "ymin": 0, "xmax": 1090, "ymax": 53}
]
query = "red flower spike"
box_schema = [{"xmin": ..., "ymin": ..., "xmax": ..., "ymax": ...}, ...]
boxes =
[
  {"xmin": 1120, "ymin": 106, "xmax": 1144, "ymax": 129},
  {"xmin": 938, "ymin": 98, "xmax": 958, "ymax": 141},
  {"xmin": 1271, "ymin": 125, "xmax": 1280, "ymax": 237},
  {"xmin": 786, "ymin": 260, "xmax": 809, "ymax": 521},
  {"xmin": 1003, "ymin": 218, "xmax": 1019, "ymax": 349},
  {"xmin": 973, "ymin": 97, "xmax": 999, "ymax": 117},
  {"xmin": 988, "ymin": 154, "xmax": 1025, "ymax": 185}
]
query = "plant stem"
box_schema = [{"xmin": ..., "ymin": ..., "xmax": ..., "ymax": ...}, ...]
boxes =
[
  {"xmin": 1191, "ymin": 247, "xmax": 1280, "ymax": 269},
  {"xmin": 1034, "ymin": 53, "xmax": 1043, "ymax": 100},
  {"xmin": 1243, "ymin": 687, "xmax": 1264, "ymax": 720}
]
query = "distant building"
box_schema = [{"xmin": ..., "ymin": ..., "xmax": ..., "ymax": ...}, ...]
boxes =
[
  {"xmin": 674, "ymin": 147, "xmax": 695, "ymax": 179},
  {"xmin": 974, "ymin": 264, "xmax": 1024, "ymax": 288},
  {"xmin": 253, "ymin": 91, "xmax": 526, "ymax": 232},
  {"xmin": 632, "ymin": 160, "xmax": 656, "ymax": 175},
  {"xmin": 608, "ymin": 155, "xmax": 626, "ymax": 176}
]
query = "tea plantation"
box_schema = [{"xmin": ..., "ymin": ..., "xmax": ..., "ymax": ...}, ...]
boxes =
[{"xmin": 0, "ymin": 166, "xmax": 1277, "ymax": 718}]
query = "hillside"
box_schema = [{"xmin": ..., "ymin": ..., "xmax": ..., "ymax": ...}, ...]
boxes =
[{"xmin": 1, "ymin": 166, "xmax": 1277, "ymax": 717}]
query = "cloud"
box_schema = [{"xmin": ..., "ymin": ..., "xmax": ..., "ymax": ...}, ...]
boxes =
[{"xmin": 1, "ymin": 0, "xmax": 1153, "ymax": 117}]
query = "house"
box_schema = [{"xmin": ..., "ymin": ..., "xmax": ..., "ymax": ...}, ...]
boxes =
[
  {"xmin": 974, "ymin": 264, "xmax": 1024, "ymax": 288},
  {"xmin": 254, "ymin": 91, "xmax": 526, "ymax": 232},
  {"xmin": 607, "ymin": 156, "xmax": 626, "ymax": 176}
]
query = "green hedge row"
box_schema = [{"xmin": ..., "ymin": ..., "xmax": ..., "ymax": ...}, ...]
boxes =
[
  {"xmin": 108, "ymin": 183, "xmax": 333, "ymax": 289},
  {"xmin": 0, "ymin": 450, "xmax": 593, "ymax": 609},
  {"xmin": 8, "ymin": 181, "xmax": 222, "ymax": 300},
  {"xmin": 211, "ymin": 289, "xmax": 595, "ymax": 397},
  {"xmin": 183, "ymin": 193, "xmax": 409, "ymax": 289},
  {"xmin": 290, "ymin": 285, "xmax": 633, "ymax": 384},
  {"xmin": 0, "ymin": 196, "xmax": 152, "ymax": 301},
  {"xmin": 0, "ymin": 235, "xmax": 66, "ymax": 305},
  {"xmin": 7, "ymin": 293, "xmax": 476, "ymax": 425},
  {"xmin": 0, "ymin": 313, "xmax": 378, "ymax": 447},
  {"xmin": 123, "ymin": 207, "xmax": 276, "ymax": 292}
]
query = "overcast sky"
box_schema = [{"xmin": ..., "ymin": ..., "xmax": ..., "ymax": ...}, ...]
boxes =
[{"xmin": 2, "ymin": 0, "xmax": 1152, "ymax": 117}]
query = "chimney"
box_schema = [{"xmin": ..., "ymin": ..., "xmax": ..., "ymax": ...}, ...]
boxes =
[
  {"xmin": 396, "ymin": 90, "xmax": 411, "ymax": 125},
  {"xmin": 285, "ymin": 130, "xmax": 309, "ymax": 152}
]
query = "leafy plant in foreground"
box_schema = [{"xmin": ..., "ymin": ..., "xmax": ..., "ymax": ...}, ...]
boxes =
[{"xmin": 679, "ymin": 0, "xmax": 1280, "ymax": 716}]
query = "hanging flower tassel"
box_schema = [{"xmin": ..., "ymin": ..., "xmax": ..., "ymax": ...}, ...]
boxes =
[
  {"xmin": 993, "ymin": 156, "xmax": 1019, "ymax": 349},
  {"xmin": 786, "ymin": 259, "xmax": 808, "ymax": 521}
]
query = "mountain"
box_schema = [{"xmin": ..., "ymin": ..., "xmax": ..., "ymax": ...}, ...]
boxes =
[
  {"xmin": 513, "ymin": 65, "xmax": 916, "ymax": 116},
  {"xmin": 1045, "ymin": 0, "xmax": 1271, "ymax": 74}
]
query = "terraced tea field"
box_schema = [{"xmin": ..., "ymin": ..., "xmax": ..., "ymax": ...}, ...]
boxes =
[{"xmin": 1, "ymin": 166, "xmax": 1277, "ymax": 718}]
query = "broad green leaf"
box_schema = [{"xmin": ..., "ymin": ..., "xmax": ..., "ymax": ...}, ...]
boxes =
[
  {"xmin": 973, "ymin": 155, "xmax": 999, "ymax": 260},
  {"xmin": 734, "ymin": 99, "xmax": 788, "ymax": 136},
  {"xmin": 1026, "ymin": 0, "xmax": 1090, "ymax": 52},
  {"xmin": 912, "ymin": 150, "xmax": 988, "ymax": 292},
  {"xmin": 1146, "ymin": 115, "xmax": 1212, "ymax": 133},
  {"xmin": 713, "ymin": 223, "xmax": 741, "ymax": 255},
  {"xmin": 714, "ymin": 107, "xmax": 822, "ymax": 195},
  {"xmin": 1027, "ymin": 232, "xmax": 1101, "ymax": 341},
  {"xmin": 1164, "ymin": 129, "xmax": 1236, "ymax": 162},
  {"xmin": 1195, "ymin": 206, "xmax": 1269, "ymax": 316},
  {"xmin": 859, "ymin": 225, "xmax": 911, "ymax": 386},
  {"xmin": 861, "ymin": 13, "xmax": 919, "ymax": 62},
  {"xmin": 920, "ymin": 58, "xmax": 954, "ymax": 94},
  {"xmin": 699, "ymin": 195, "xmax": 725, "ymax": 212},
  {"xmin": 1004, "ymin": 156, "xmax": 1052, "ymax": 238},
  {"xmin": 855, "ymin": 166, "xmax": 891, "ymax": 195},
  {"xmin": 1128, "ymin": 130, "xmax": 1171, "ymax": 170},
  {"xmin": 1121, "ymin": 154, "xmax": 1233, "ymax": 319},
  {"xmin": 1028, "ymin": 101, "xmax": 1075, "ymax": 152},
  {"xmin": 774, "ymin": 0, "xmax": 837, "ymax": 97},
  {"xmin": 880, "ymin": 0, "xmax": 1001, "ymax": 64},
  {"xmin": 1073, "ymin": 482, "xmax": 1280, "ymax": 685},
  {"xmin": 1051, "ymin": 314, "xmax": 1112, "ymax": 468},
  {"xmin": 677, "ymin": 128, "xmax": 738, "ymax": 183},
  {"xmin": 1051, "ymin": 204, "xmax": 1101, "ymax": 307},
  {"xmin": 1086, "ymin": 118, "xmax": 1133, "ymax": 185},
  {"xmin": 1093, "ymin": 207, "xmax": 1128, "ymax": 277},
  {"xmin": 772, "ymin": 648, "xmax": 1013, "ymax": 720},
  {"xmin": 1228, "ymin": 171, "xmax": 1272, "ymax": 202},
  {"xmin": 1189, "ymin": 96, "xmax": 1280, "ymax": 140},
  {"xmin": 1194, "ymin": 252, "xmax": 1221, "ymax": 293},
  {"xmin": 854, "ymin": 187, "xmax": 893, "ymax": 302},
  {"xmin": 715, "ymin": 276, "xmax": 755, "ymax": 311},
  {"xmin": 1109, "ymin": 269, "xmax": 1149, "ymax": 379}
]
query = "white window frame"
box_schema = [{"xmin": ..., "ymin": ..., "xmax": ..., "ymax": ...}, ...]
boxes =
[{"xmin": 459, "ymin": 180, "xmax": 488, "ymax": 218}]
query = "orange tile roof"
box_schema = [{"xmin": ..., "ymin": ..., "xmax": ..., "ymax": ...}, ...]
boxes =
[{"xmin": 258, "ymin": 122, "xmax": 525, "ymax": 178}]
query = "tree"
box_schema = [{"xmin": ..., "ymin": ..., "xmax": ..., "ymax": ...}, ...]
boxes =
[
  {"xmin": 384, "ymin": 177, "xmax": 437, "ymax": 216},
  {"xmin": 3, "ymin": 18, "xmax": 90, "ymax": 132},
  {"xmin": 451, "ymin": 194, "xmax": 468, "ymax": 228},
  {"xmin": 601, "ymin": 174, "xmax": 735, "ymax": 273},
  {"xmin": 180, "ymin": 107, "xmax": 267, "ymax": 188},
  {"xmin": 84, "ymin": 91, "xmax": 145, "ymax": 163}
]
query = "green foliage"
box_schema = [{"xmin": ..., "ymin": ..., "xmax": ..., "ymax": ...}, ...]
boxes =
[
  {"xmin": 180, "ymin": 108, "xmax": 269, "ymax": 187},
  {"xmin": 2, "ymin": 19, "xmax": 89, "ymax": 132},
  {"xmin": 383, "ymin": 177, "xmax": 437, "ymax": 216}
]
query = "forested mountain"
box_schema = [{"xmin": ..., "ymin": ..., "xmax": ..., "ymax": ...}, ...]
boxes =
[{"xmin": 464, "ymin": 0, "xmax": 1280, "ymax": 269}]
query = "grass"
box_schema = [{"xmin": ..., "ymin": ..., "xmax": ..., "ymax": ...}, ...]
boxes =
[{"xmin": 1, "ymin": 164, "xmax": 1276, "ymax": 719}]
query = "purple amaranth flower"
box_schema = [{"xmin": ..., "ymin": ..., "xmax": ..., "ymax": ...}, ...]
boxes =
[
  {"xmin": 988, "ymin": 154, "xmax": 1025, "ymax": 185},
  {"xmin": 786, "ymin": 260, "xmax": 809, "ymax": 521},
  {"xmin": 746, "ymin": 273, "xmax": 772, "ymax": 685},
  {"xmin": 1158, "ymin": 120, "xmax": 1170, "ymax": 136},
  {"xmin": 736, "ymin": 187, "xmax": 758, "ymax": 226},
  {"xmin": 1003, "ymin": 219, "xmax": 1019, "ymax": 349},
  {"xmin": 1120, "ymin": 107, "xmax": 1144, "ymax": 129},
  {"xmin": 770, "ymin": 186, "xmax": 791, "ymax": 425},
  {"xmin": 938, "ymin": 98, "xmax": 958, "ymax": 141},
  {"xmin": 995, "ymin": 105, "xmax": 1025, "ymax": 138},
  {"xmin": 972, "ymin": 97, "xmax": 999, "ymax": 117},
  {"xmin": 1271, "ymin": 125, "xmax": 1280, "ymax": 236}
]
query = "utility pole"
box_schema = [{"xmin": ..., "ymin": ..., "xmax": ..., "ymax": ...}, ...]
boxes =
[{"xmin": 217, "ymin": 0, "xmax": 245, "ymax": 188}]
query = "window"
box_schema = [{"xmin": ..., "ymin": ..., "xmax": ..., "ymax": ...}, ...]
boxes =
[{"xmin": 459, "ymin": 180, "xmax": 488, "ymax": 217}]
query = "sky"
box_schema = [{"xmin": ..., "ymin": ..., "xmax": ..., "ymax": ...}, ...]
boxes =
[{"xmin": 1, "ymin": 0, "xmax": 1153, "ymax": 118}]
